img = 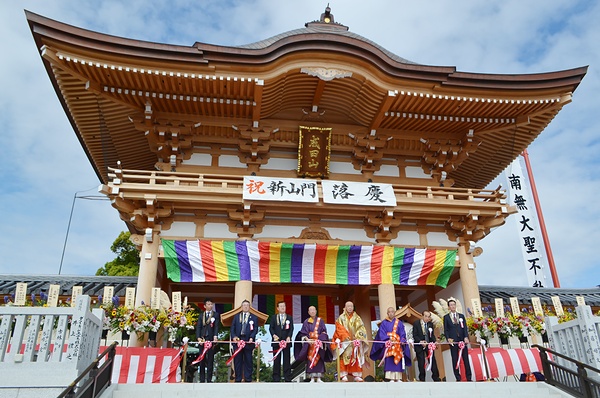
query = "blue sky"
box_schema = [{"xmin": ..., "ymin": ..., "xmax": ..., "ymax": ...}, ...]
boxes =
[{"xmin": 0, "ymin": 0, "xmax": 598, "ymax": 288}]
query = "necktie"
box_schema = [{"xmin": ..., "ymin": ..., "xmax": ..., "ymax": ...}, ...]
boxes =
[
  {"xmin": 241, "ymin": 313, "xmax": 248, "ymax": 335},
  {"xmin": 453, "ymin": 313, "xmax": 457, "ymax": 324},
  {"xmin": 280, "ymin": 314, "xmax": 284, "ymax": 327},
  {"xmin": 421, "ymin": 321, "xmax": 426, "ymax": 334}
]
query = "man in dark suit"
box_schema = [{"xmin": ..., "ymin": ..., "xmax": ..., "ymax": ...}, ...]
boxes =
[
  {"xmin": 412, "ymin": 310, "xmax": 441, "ymax": 382},
  {"xmin": 443, "ymin": 298, "xmax": 472, "ymax": 381},
  {"xmin": 195, "ymin": 298, "xmax": 220, "ymax": 382},
  {"xmin": 269, "ymin": 301, "xmax": 293, "ymax": 382},
  {"xmin": 230, "ymin": 299, "xmax": 258, "ymax": 382}
]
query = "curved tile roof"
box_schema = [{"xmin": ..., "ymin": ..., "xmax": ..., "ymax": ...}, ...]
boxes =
[{"xmin": 235, "ymin": 26, "xmax": 419, "ymax": 65}]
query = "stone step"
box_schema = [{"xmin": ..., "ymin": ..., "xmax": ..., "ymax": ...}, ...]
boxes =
[{"xmin": 100, "ymin": 381, "xmax": 571, "ymax": 398}]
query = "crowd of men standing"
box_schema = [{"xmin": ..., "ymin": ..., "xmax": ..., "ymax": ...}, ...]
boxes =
[{"xmin": 191, "ymin": 298, "xmax": 471, "ymax": 383}]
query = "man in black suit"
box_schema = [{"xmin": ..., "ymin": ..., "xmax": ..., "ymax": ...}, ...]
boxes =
[
  {"xmin": 412, "ymin": 310, "xmax": 441, "ymax": 382},
  {"xmin": 443, "ymin": 299, "xmax": 472, "ymax": 381},
  {"xmin": 269, "ymin": 301, "xmax": 293, "ymax": 382},
  {"xmin": 195, "ymin": 298, "xmax": 220, "ymax": 382},
  {"xmin": 230, "ymin": 299, "xmax": 258, "ymax": 382}
]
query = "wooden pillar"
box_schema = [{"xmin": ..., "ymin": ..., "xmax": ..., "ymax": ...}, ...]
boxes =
[
  {"xmin": 458, "ymin": 243, "xmax": 481, "ymax": 314},
  {"xmin": 134, "ymin": 232, "xmax": 160, "ymax": 308},
  {"xmin": 234, "ymin": 280, "xmax": 253, "ymax": 307},
  {"xmin": 354, "ymin": 285, "xmax": 374, "ymax": 379},
  {"xmin": 132, "ymin": 231, "xmax": 160, "ymax": 346},
  {"xmin": 377, "ymin": 283, "xmax": 396, "ymax": 321}
]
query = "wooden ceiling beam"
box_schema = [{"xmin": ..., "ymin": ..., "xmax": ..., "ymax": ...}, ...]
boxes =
[
  {"xmin": 369, "ymin": 90, "xmax": 397, "ymax": 131},
  {"xmin": 252, "ymin": 79, "xmax": 264, "ymax": 125},
  {"xmin": 311, "ymin": 79, "xmax": 327, "ymax": 111}
]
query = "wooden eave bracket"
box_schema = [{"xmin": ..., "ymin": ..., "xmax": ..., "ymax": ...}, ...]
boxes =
[
  {"xmin": 364, "ymin": 209, "xmax": 402, "ymax": 242},
  {"xmin": 420, "ymin": 129, "xmax": 481, "ymax": 184},
  {"xmin": 350, "ymin": 130, "xmax": 390, "ymax": 173},
  {"xmin": 236, "ymin": 125, "xmax": 275, "ymax": 168}
]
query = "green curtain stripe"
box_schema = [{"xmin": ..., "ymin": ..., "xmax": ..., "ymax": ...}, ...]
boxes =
[
  {"xmin": 392, "ymin": 247, "xmax": 405, "ymax": 283},
  {"xmin": 436, "ymin": 250, "xmax": 456, "ymax": 287},
  {"xmin": 223, "ymin": 241, "xmax": 240, "ymax": 280},
  {"xmin": 279, "ymin": 243, "xmax": 293, "ymax": 283},
  {"xmin": 162, "ymin": 240, "xmax": 181, "ymax": 282},
  {"xmin": 266, "ymin": 295, "xmax": 275, "ymax": 316},
  {"xmin": 336, "ymin": 245, "xmax": 350, "ymax": 284}
]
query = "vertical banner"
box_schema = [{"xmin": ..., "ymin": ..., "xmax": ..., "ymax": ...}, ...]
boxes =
[
  {"xmin": 506, "ymin": 158, "xmax": 550, "ymax": 287},
  {"xmin": 72, "ymin": 286, "xmax": 83, "ymax": 307},
  {"xmin": 576, "ymin": 296, "xmax": 586, "ymax": 306},
  {"xmin": 531, "ymin": 297, "xmax": 544, "ymax": 316},
  {"xmin": 48, "ymin": 284, "xmax": 60, "ymax": 307},
  {"xmin": 495, "ymin": 298, "xmax": 505, "ymax": 318},
  {"xmin": 15, "ymin": 282, "xmax": 27, "ymax": 305},
  {"xmin": 151, "ymin": 288, "xmax": 161, "ymax": 310},
  {"xmin": 471, "ymin": 298, "xmax": 482, "ymax": 317},
  {"xmin": 551, "ymin": 296, "xmax": 564, "ymax": 316},
  {"xmin": 125, "ymin": 287, "xmax": 136, "ymax": 308},
  {"xmin": 510, "ymin": 297, "xmax": 521, "ymax": 316},
  {"xmin": 172, "ymin": 292, "xmax": 182, "ymax": 313},
  {"xmin": 103, "ymin": 286, "xmax": 114, "ymax": 305},
  {"xmin": 297, "ymin": 126, "xmax": 331, "ymax": 178}
]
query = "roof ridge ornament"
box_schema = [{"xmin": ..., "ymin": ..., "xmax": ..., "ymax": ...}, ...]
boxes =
[{"xmin": 305, "ymin": 5, "xmax": 349, "ymax": 31}]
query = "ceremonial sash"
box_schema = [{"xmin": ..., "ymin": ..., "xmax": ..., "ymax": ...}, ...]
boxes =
[{"xmin": 307, "ymin": 317, "xmax": 321, "ymax": 368}]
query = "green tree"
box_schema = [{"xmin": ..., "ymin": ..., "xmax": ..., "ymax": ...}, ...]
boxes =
[{"xmin": 96, "ymin": 231, "xmax": 140, "ymax": 276}]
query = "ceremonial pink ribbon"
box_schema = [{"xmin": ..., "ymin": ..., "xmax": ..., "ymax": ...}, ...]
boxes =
[
  {"xmin": 269, "ymin": 340, "xmax": 287, "ymax": 362},
  {"xmin": 378, "ymin": 340, "xmax": 393, "ymax": 368},
  {"xmin": 309, "ymin": 339, "xmax": 323, "ymax": 369},
  {"xmin": 350, "ymin": 339, "xmax": 361, "ymax": 365},
  {"xmin": 426, "ymin": 342, "xmax": 436, "ymax": 371},
  {"xmin": 192, "ymin": 341, "xmax": 213, "ymax": 365},
  {"xmin": 226, "ymin": 340, "xmax": 246, "ymax": 366},
  {"xmin": 455, "ymin": 341, "xmax": 466, "ymax": 370}
]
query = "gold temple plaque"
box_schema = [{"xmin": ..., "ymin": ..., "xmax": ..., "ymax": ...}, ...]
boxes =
[{"xmin": 297, "ymin": 126, "xmax": 331, "ymax": 178}]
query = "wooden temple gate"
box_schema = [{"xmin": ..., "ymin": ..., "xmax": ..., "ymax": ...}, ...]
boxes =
[{"xmin": 26, "ymin": 5, "xmax": 586, "ymax": 379}]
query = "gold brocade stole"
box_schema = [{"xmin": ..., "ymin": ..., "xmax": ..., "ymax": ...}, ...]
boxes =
[{"xmin": 386, "ymin": 318, "xmax": 403, "ymax": 365}]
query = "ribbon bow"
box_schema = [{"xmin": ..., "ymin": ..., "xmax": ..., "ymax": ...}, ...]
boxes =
[
  {"xmin": 378, "ymin": 340, "xmax": 394, "ymax": 368},
  {"xmin": 350, "ymin": 339, "xmax": 361, "ymax": 365},
  {"xmin": 270, "ymin": 340, "xmax": 288, "ymax": 362},
  {"xmin": 192, "ymin": 341, "xmax": 213, "ymax": 365},
  {"xmin": 226, "ymin": 340, "xmax": 246, "ymax": 366},
  {"xmin": 455, "ymin": 341, "xmax": 466, "ymax": 370},
  {"xmin": 426, "ymin": 342, "xmax": 437, "ymax": 371},
  {"xmin": 309, "ymin": 339, "xmax": 323, "ymax": 369}
]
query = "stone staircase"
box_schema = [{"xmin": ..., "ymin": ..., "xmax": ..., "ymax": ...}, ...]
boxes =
[{"xmin": 99, "ymin": 381, "xmax": 572, "ymax": 398}]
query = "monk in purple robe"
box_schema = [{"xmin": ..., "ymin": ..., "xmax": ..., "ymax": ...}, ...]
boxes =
[
  {"xmin": 370, "ymin": 307, "xmax": 411, "ymax": 382},
  {"xmin": 294, "ymin": 306, "xmax": 332, "ymax": 382}
]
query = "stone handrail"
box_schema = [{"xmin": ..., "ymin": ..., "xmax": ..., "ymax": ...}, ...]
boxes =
[
  {"xmin": 0, "ymin": 295, "xmax": 104, "ymax": 388},
  {"xmin": 545, "ymin": 305, "xmax": 600, "ymax": 371}
]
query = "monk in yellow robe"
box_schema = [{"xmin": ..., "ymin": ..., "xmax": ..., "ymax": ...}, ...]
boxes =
[{"xmin": 332, "ymin": 301, "xmax": 369, "ymax": 382}]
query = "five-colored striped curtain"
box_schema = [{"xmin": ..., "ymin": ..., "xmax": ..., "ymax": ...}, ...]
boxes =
[{"xmin": 163, "ymin": 240, "xmax": 456, "ymax": 288}]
